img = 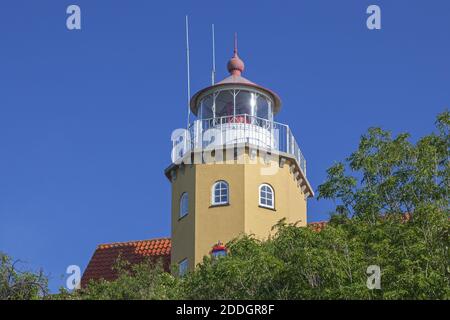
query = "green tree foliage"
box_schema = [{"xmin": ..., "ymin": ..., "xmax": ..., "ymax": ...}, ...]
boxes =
[
  {"xmin": 0, "ymin": 252, "xmax": 49, "ymax": 300},
  {"xmin": 316, "ymin": 110, "xmax": 449, "ymax": 299}
]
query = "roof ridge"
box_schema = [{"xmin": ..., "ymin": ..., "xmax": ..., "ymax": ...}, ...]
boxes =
[{"xmin": 97, "ymin": 237, "xmax": 171, "ymax": 249}]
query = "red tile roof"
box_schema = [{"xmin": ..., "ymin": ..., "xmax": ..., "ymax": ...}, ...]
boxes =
[
  {"xmin": 81, "ymin": 238, "xmax": 171, "ymax": 288},
  {"xmin": 308, "ymin": 221, "xmax": 328, "ymax": 232}
]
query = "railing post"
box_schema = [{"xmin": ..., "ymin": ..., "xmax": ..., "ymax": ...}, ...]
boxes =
[
  {"xmin": 244, "ymin": 114, "xmax": 247, "ymax": 144},
  {"xmin": 290, "ymin": 131, "xmax": 294, "ymax": 155},
  {"xmin": 195, "ymin": 120, "xmax": 200, "ymax": 150},
  {"xmin": 183, "ymin": 130, "xmax": 187, "ymax": 157},
  {"xmin": 286, "ymin": 126, "xmax": 290, "ymax": 154},
  {"xmin": 220, "ymin": 116, "xmax": 223, "ymax": 145}
]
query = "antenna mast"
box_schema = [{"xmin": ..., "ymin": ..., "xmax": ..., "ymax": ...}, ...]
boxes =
[
  {"xmin": 211, "ymin": 24, "xmax": 216, "ymax": 85},
  {"xmin": 185, "ymin": 15, "xmax": 191, "ymax": 128}
]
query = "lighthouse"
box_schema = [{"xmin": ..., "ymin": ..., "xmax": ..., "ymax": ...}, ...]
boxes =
[{"xmin": 165, "ymin": 37, "xmax": 313, "ymax": 274}]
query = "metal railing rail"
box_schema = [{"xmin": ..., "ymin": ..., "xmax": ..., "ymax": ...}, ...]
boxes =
[{"xmin": 174, "ymin": 114, "xmax": 307, "ymax": 176}]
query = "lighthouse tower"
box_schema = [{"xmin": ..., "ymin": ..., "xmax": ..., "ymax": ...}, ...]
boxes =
[{"xmin": 165, "ymin": 38, "xmax": 313, "ymax": 273}]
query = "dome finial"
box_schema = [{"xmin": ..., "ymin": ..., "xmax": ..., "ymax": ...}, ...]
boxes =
[{"xmin": 227, "ymin": 32, "xmax": 245, "ymax": 76}]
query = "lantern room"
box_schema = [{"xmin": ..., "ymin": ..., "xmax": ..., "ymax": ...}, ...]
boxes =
[
  {"xmin": 190, "ymin": 39, "xmax": 281, "ymax": 123},
  {"xmin": 188, "ymin": 38, "xmax": 284, "ymax": 152},
  {"xmin": 194, "ymin": 88, "xmax": 275, "ymax": 123}
]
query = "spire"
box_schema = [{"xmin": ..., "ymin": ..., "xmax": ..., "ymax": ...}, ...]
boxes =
[{"xmin": 227, "ymin": 33, "xmax": 245, "ymax": 76}]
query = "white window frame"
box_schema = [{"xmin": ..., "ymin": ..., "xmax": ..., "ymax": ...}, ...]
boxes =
[
  {"xmin": 211, "ymin": 180, "xmax": 229, "ymax": 206},
  {"xmin": 259, "ymin": 184, "xmax": 274, "ymax": 209},
  {"xmin": 179, "ymin": 192, "xmax": 188, "ymax": 218},
  {"xmin": 179, "ymin": 258, "xmax": 188, "ymax": 276}
]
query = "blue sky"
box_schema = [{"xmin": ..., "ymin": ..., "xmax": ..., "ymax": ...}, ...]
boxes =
[{"xmin": 0, "ymin": 0, "xmax": 448, "ymax": 292}]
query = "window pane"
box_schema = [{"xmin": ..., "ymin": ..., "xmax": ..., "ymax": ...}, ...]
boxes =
[
  {"xmin": 234, "ymin": 91, "xmax": 253, "ymax": 116},
  {"xmin": 200, "ymin": 95, "xmax": 214, "ymax": 119},
  {"xmin": 212, "ymin": 250, "xmax": 227, "ymax": 258},
  {"xmin": 180, "ymin": 193, "xmax": 188, "ymax": 218},
  {"xmin": 213, "ymin": 181, "xmax": 229, "ymax": 204},
  {"xmin": 260, "ymin": 184, "xmax": 274, "ymax": 208},
  {"xmin": 256, "ymin": 96, "xmax": 269, "ymax": 119},
  {"xmin": 179, "ymin": 259, "xmax": 188, "ymax": 277},
  {"xmin": 215, "ymin": 91, "xmax": 234, "ymax": 117}
]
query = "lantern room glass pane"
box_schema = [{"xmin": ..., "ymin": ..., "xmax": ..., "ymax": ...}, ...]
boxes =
[
  {"xmin": 256, "ymin": 95, "xmax": 271, "ymax": 120},
  {"xmin": 235, "ymin": 91, "xmax": 255, "ymax": 116},
  {"xmin": 200, "ymin": 95, "xmax": 214, "ymax": 119},
  {"xmin": 215, "ymin": 90, "xmax": 234, "ymax": 118}
]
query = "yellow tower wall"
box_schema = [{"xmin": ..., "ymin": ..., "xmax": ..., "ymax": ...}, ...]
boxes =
[
  {"xmin": 169, "ymin": 148, "xmax": 308, "ymax": 271},
  {"xmin": 194, "ymin": 163, "xmax": 246, "ymax": 265},
  {"xmin": 170, "ymin": 165, "xmax": 196, "ymax": 271},
  {"xmin": 244, "ymin": 157, "xmax": 307, "ymax": 239}
]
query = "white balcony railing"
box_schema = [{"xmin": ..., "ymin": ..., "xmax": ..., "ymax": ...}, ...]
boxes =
[{"xmin": 173, "ymin": 114, "xmax": 307, "ymax": 176}]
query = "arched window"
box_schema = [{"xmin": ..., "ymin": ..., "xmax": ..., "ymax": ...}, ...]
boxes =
[
  {"xmin": 212, "ymin": 181, "xmax": 229, "ymax": 205},
  {"xmin": 259, "ymin": 184, "xmax": 274, "ymax": 209},
  {"xmin": 179, "ymin": 192, "xmax": 188, "ymax": 218}
]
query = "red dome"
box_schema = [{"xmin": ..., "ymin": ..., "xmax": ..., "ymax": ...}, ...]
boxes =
[{"xmin": 227, "ymin": 53, "xmax": 245, "ymax": 75}]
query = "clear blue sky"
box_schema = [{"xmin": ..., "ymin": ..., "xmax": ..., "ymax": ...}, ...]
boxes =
[{"xmin": 0, "ymin": 0, "xmax": 448, "ymax": 292}]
